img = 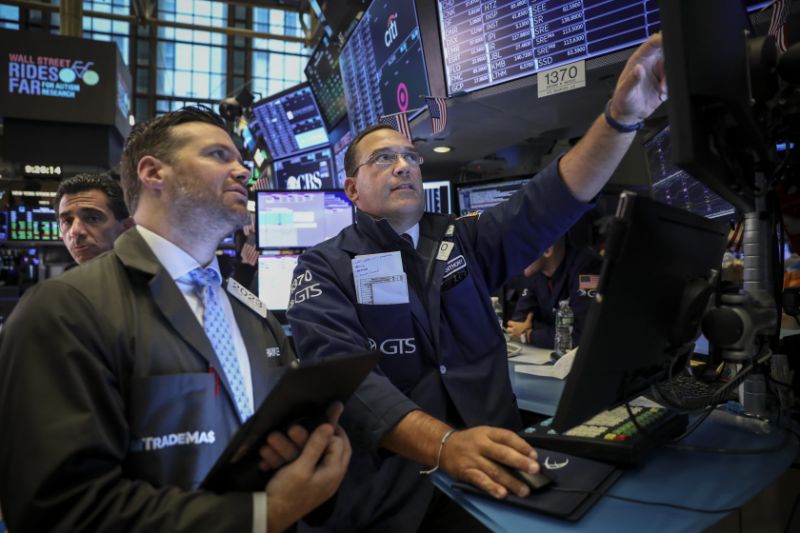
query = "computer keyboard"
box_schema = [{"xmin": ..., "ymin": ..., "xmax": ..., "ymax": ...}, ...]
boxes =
[{"xmin": 520, "ymin": 405, "xmax": 688, "ymax": 466}]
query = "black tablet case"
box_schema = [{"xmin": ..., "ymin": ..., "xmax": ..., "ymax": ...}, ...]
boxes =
[
  {"xmin": 453, "ymin": 449, "xmax": 622, "ymax": 522},
  {"xmin": 201, "ymin": 350, "xmax": 381, "ymax": 493}
]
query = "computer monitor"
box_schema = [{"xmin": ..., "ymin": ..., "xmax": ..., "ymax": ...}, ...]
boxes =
[
  {"xmin": 328, "ymin": 116, "xmax": 354, "ymax": 189},
  {"xmin": 249, "ymin": 83, "xmax": 329, "ymax": 160},
  {"xmin": 455, "ymin": 177, "xmax": 531, "ymax": 216},
  {"xmin": 0, "ymin": 210, "xmax": 7, "ymax": 240},
  {"xmin": 551, "ymin": 193, "xmax": 728, "ymax": 432},
  {"xmin": 305, "ymin": 33, "xmax": 348, "ymax": 131},
  {"xmin": 257, "ymin": 253, "xmax": 299, "ymax": 312},
  {"xmin": 256, "ymin": 190, "xmax": 354, "ymax": 249},
  {"xmin": 423, "ymin": 180, "xmax": 452, "ymax": 214},
  {"xmin": 8, "ymin": 204, "xmax": 60, "ymax": 241},
  {"xmin": 660, "ymin": 0, "xmax": 774, "ymax": 214},
  {"xmin": 241, "ymin": 123, "xmax": 257, "ymax": 154},
  {"xmin": 339, "ymin": 0, "xmax": 430, "ymax": 133},
  {"xmin": 272, "ymin": 148, "xmax": 335, "ymax": 190},
  {"xmin": 645, "ymin": 125, "xmax": 737, "ymax": 220},
  {"xmin": 435, "ymin": 0, "xmax": 771, "ymax": 96}
]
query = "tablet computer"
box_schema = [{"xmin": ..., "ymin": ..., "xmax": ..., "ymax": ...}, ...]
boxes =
[{"xmin": 201, "ymin": 350, "xmax": 381, "ymax": 492}]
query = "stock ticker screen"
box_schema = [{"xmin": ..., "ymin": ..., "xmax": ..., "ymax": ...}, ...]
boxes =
[
  {"xmin": 250, "ymin": 83, "xmax": 329, "ymax": 160},
  {"xmin": 305, "ymin": 33, "xmax": 348, "ymax": 130},
  {"xmin": 436, "ymin": 0, "xmax": 770, "ymax": 96},
  {"xmin": 272, "ymin": 148, "xmax": 336, "ymax": 190},
  {"xmin": 339, "ymin": 0, "xmax": 430, "ymax": 133},
  {"xmin": 9, "ymin": 205, "xmax": 60, "ymax": 241},
  {"xmin": 456, "ymin": 177, "xmax": 531, "ymax": 215}
]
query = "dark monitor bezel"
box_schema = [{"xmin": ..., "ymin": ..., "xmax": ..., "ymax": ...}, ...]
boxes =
[
  {"xmin": 551, "ymin": 192, "xmax": 728, "ymax": 432},
  {"xmin": 255, "ymin": 189, "xmax": 354, "ymax": 250}
]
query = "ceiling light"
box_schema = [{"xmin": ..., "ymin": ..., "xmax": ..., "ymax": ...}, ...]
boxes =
[{"xmin": 433, "ymin": 146, "xmax": 452, "ymax": 153}]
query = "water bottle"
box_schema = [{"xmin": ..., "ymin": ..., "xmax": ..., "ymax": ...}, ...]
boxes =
[{"xmin": 554, "ymin": 299, "xmax": 574, "ymax": 356}]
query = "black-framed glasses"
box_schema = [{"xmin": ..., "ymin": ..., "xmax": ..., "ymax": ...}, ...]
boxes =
[{"xmin": 352, "ymin": 150, "xmax": 424, "ymax": 174}]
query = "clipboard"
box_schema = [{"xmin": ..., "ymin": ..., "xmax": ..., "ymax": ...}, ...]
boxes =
[{"xmin": 201, "ymin": 350, "xmax": 381, "ymax": 492}]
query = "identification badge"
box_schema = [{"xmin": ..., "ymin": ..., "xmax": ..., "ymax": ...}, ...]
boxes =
[
  {"xmin": 445, "ymin": 224, "xmax": 455, "ymax": 237},
  {"xmin": 226, "ymin": 278, "xmax": 268, "ymax": 318},
  {"xmin": 436, "ymin": 241, "xmax": 455, "ymax": 261}
]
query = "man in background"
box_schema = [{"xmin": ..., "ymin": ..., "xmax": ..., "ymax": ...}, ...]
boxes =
[
  {"xmin": 506, "ymin": 237, "xmax": 603, "ymax": 348},
  {"xmin": 0, "ymin": 107, "xmax": 350, "ymax": 533},
  {"xmin": 55, "ymin": 173, "xmax": 134, "ymax": 264}
]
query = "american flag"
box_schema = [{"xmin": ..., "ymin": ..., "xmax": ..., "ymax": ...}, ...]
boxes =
[
  {"xmin": 728, "ymin": 222, "xmax": 744, "ymax": 253},
  {"xmin": 769, "ymin": 0, "xmax": 792, "ymax": 53},
  {"xmin": 579, "ymin": 274, "xmax": 600, "ymax": 291},
  {"xmin": 379, "ymin": 111, "xmax": 412, "ymax": 141},
  {"xmin": 240, "ymin": 238, "xmax": 259, "ymax": 266},
  {"xmin": 252, "ymin": 176, "xmax": 271, "ymax": 191},
  {"xmin": 424, "ymin": 96, "xmax": 448, "ymax": 135}
]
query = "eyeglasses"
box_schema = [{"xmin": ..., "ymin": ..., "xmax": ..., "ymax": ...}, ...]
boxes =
[{"xmin": 352, "ymin": 151, "xmax": 424, "ymax": 174}]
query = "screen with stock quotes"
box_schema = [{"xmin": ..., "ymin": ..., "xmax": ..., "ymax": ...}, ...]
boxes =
[{"xmin": 437, "ymin": 0, "xmax": 770, "ymax": 96}]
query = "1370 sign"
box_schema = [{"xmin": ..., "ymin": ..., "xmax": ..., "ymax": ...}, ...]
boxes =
[{"xmin": 538, "ymin": 61, "xmax": 586, "ymax": 98}]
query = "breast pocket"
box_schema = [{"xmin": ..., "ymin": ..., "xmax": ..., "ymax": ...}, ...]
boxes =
[
  {"xmin": 356, "ymin": 302, "xmax": 422, "ymax": 392},
  {"xmin": 126, "ymin": 373, "xmax": 228, "ymax": 490}
]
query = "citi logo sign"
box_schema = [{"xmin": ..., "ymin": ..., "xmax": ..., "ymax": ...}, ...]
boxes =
[
  {"xmin": 384, "ymin": 13, "xmax": 398, "ymax": 47},
  {"xmin": 368, "ymin": 337, "xmax": 416, "ymax": 355}
]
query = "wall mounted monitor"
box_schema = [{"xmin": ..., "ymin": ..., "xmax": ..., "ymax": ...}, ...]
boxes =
[
  {"xmin": 339, "ymin": 0, "xmax": 430, "ymax": 133},
  {"xmin": 305, "ymin": 33, "xmax": 348, "ymax": 130},
  {"xmin": 0, "ymin": 210, "xmax": 7, "ymax": 240},
  {"xmin": 645, "ymin": 125, "xmax": 736, "ymax": 220},
  {"xmin": 250, "ymin": 83, "xmax": 329, "ymax": 160},
  {"xmin": 8, "ymin": 204, "xmax": 60, "ymax": 241},
  {"xmin": 436, "ymin": 0, "xmax": 771, "ymax": 96},
  {"xmin": 456, "ymin": 177, "xmax": 531, "ymax": 216},
  {"xmin": 256, "ymin": 190, "xmax": 354, "ymax": 249},
  {"xmin": 241, "ymin": 122, "xmax": 257, "ymax": 154},
  {"xmin": 272, "ymin": 148, "xmax": 336, "ymax": 190},
  {"xmin": 257, "ymin": 253, "xmax": 300, "ymax": 312},
  {"xmin": 423, "ymin": 180, "xmax": 452, "ymax": 214}
]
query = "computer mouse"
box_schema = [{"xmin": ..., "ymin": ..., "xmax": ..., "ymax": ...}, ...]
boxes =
[{"xmin": 510, "ymin": 468, "xmax": 554, "ymax": 491}]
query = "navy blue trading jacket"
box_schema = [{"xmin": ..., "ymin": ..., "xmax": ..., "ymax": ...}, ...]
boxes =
[{"xmin": 287, "ymin": 159, "xmax": 590, "ymax": 532}]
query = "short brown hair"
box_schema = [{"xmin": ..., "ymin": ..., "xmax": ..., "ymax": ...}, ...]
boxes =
[
  {"xmin": 343, "ymin": 124, "xmax": 399, "ymax": 177},
  {"xmin": 120, "ymin": 106, "xmax": 226, "ymax": 214},
  {"xmin": 55, "ymin": 173, "xmax": 129, "ymax": 221}
]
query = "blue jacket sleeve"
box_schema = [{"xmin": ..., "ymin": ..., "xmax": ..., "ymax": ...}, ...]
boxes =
[
  {"xmin": 463, "ymin": 158, "xmax": 592, "ymax": 293},
  {"xmin": 286, "ymin": 248, "xmax": 418, "ymax": 451}
]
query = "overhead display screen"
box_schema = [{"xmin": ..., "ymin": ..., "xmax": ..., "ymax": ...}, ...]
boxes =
[
  {"xmin": 0, "ymin": 28, "xmax": 131, "ymax": 137},
  {"xmin": 305, "ymin": 33, "xmax": 348, "ymax": 130},
  {"xmin": 436, "ymin": 0, "xmax": 770, "ymax": 95},
  {"xmin": 339, "ymin": 0, "xmax": 430, "ymax": 133},
  {"xmin": 250, "ymin": 83, "xmax": 329, "ymax": 160},
  {"xmin": 273, "ymin": 148, "xmax": 336, "ymax": 190}
]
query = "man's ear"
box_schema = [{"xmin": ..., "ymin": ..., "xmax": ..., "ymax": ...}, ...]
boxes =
[
  {"xmin": 344, "ymin": 176, "xmax": 358, "ymax": 204},
  {"xmin": 542, "ymin": 245, "xmax": 556, "ymax": 258},
  {"xmin": 137, "ymin": 155, "xmax": 166, "ymax": 192},
  {"xmin": 120, "ymin": 217, "xmax": 135, "ymax": 230}
]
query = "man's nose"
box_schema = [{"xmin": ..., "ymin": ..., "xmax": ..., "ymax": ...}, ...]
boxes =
[{"xmin": 233, "ymin": 161, "xmax": 251, "ymax": 184}]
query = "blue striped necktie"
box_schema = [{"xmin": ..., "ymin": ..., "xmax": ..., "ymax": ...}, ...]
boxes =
[{"xmin": 183, "ymin": 267, "xmax": 252, "ymax": 423}]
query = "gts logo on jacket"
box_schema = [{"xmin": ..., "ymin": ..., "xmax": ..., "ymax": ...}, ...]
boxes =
[
  {"xmin": 130, "ymin": 430, "xmax": 216, "ymax": 452},
  {"xmin": 368, "ymin": 337, "xmax": 416, "ymax": 355}
]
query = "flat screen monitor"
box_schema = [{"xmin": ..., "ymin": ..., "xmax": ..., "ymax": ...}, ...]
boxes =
[
  {"xmin": 552, "ymin": 193, "xmax": 727, "ymax": 432},
  {"xmin": 258, "ymin": 253, "xmax": 299, "ymax": 312},
  {"xmin": 456, "ymin": 177, "xmax": 531, "ymax": 216},
  {"xmin": 329, "ymin": 116, "xmax": 354, "ymax": 189},
  {"xmin": 0, "ymin": 210, "xmax": 7, "ymax": 240},
  {"xmin": 339, "ymin": 0, "xmax": 430, "ymax": 133},
  {"xmin": 250, "ymin": 83, "xmax": 329, "ymax": 160},
  {"xmin": 423, "ymin": 180, "xmax": 452, "ymax": 214},
  {"xmin": 305, "ymin": 33, "xmax": 348, "ymax": 130},
  {"xmin": 645, "ymin": 125, "xmax": 736, "ymax": 220},
  {"xmin": 256, "ymin": 190, "xmax": 354, "ymax": 249},
  {"xmin": 436, "ymin": 0, "xmax": 771, "ymax": 96},
  {"xmin": 9, "ymin": 204, "xmax": 60, "ymax": 241},
  {"xmin": 272, "ymin": 148, "xmax": 336, "ymax": 190}
]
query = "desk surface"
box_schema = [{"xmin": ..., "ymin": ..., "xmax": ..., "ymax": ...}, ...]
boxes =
[
  {"xmin": 448, "ymin": 361, "xmax": 800, "ymax": 532},
  {"xmin": 434, "ymin": 413, "xmax": 798, "ymax": 532}
]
